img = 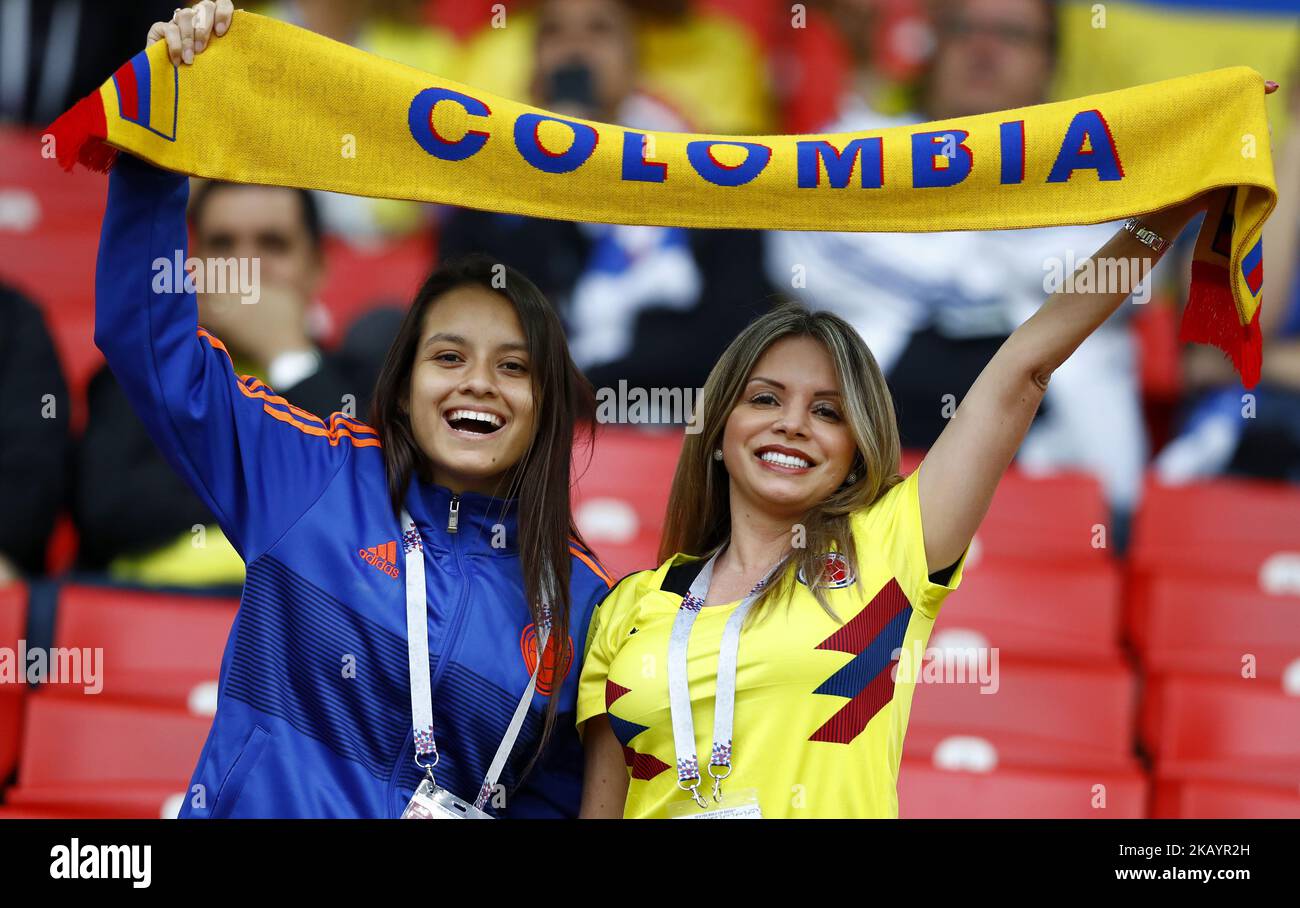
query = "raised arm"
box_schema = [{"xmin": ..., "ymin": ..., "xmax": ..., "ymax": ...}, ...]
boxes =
[
  {"xmin": 95, "ymin": 154, "xmax": 364, "ymax": 561},
  {"xmin": 94, "ymin": 3, "xmax": 363, "ymax": 562},
  {"xmin": 916, "ymin": 198, "xmax": 1205, "ymax": 571}
]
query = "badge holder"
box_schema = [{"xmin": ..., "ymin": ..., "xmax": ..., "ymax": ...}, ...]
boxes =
[
  {"xmin": 401, "ymin": 776, "xmax": 492, "ymax": 820},
  {"xmin": 667, "ymin": 786, "xmax": 763, "ymax": 819},
  {"xmin": 401, "ymin": 748, "xmax": 491, "ymax": 820}
]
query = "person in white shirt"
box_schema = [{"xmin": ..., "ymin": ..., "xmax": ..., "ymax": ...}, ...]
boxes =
[{"xmin": 766, "ymin": 0, "xmax": 1149, "ymax": 525}]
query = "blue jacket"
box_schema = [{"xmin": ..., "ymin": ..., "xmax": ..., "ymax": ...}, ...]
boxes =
[{"xmin": 95, "ymin": 157, "xmax": 612, "ymax": 818}]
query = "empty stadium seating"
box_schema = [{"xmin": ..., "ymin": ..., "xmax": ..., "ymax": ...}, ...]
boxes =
[
  {"xmin": 1140, "ymin": 673, "xmax": 1300, "ymax": 789},
  {"xmin": 1151, "ymin": 776, "xmax": 1300, "ymax": 819},
  {"xmin": 48, "ymin": 585, "xmax": 237, "ymax": 710},
  {"xmin": 900, "ymin": 451, "xmax": 1110, "ymax": 566},
  {"xmin": 4, "ymin": 694, "xmax": 207, "ymax": 818},
  {"xmin": 1130, "ymin": 476, "xmax": 1300, "ymax": 587},
  {"xmin": 1131, "ymin": 573, "xmax": 1300, "ymax": 681},
  {"xmin": 934, "ymin": 556, "xmax": 1123, "ymax": 662},
  {"xmin": 907, "ymin": 656, "xmax": 1139, "ymax": 773},
  {"xmin": 899, "ymin": 760, "xmax": 1148, "ymax": 818}
]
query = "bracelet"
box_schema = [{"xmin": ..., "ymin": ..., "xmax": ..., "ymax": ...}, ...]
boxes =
[{"xmin": 1122, "ymin": 217, "xmax": 1169, "ymax": 255}]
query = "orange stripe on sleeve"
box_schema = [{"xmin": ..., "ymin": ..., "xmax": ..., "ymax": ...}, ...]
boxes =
[
  {"xmin": 569, "ymin": 543, "xmax": 614, "ymax": 588},
  {"xmin": 197, "ymin": 328, "xmax": 382, "ymax": 448}
]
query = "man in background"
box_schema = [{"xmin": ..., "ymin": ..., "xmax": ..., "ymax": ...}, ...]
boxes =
[
  {"xmin": 440, "ymin": 0, "xmax": 772, "ymax": 398},
  {"xmin": 75, "ymin": 180, "xmax": 368, "ymax": 588},
  {"xmin": 766, "ymin": 0, "xmax": 1148, "ymax": 532}
]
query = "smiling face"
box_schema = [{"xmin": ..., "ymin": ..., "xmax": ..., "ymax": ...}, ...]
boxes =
[
  {"xmin": 405, "ymin": 285, "xmax": 537, "ymax": 495},
  {"xmin": 721, "ymin": 335, "xmax": 859, "ymax": 520}
]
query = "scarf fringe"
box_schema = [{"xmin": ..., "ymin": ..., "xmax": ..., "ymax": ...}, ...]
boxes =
[
  {"xmin": 46, "ymin": 91, "xmax": 116, "ymax": 174},
  {"xmin": 1183, "ymin": 260, "xmax": 1262, "ymax": 389}
]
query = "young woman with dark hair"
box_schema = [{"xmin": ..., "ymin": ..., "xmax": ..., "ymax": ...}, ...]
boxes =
[{"xmin": 97, "ymin": 3, "xmax": 612, "ymax": 818}]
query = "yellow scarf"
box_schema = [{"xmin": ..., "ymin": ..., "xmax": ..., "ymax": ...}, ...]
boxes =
[{"xmin": 49, "ymin": 11, "xmax": 1276, "ymax": 385}]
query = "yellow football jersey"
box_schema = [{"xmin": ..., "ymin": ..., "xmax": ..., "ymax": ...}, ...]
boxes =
[{"xmin": 577, "ymin": 470, "xmax": 966, "ymax": 818}]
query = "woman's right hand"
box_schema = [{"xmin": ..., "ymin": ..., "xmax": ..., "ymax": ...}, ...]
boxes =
[{"xmin": 147, "ymin": 1, "xmax": 235, "ymax": 66}]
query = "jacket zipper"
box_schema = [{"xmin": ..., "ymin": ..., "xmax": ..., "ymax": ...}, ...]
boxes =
[{"xmin": 447, "ymin": 495, "xmax": 460, "ymax": 533}]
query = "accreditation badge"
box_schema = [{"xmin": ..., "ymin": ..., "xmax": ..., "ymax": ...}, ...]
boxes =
[
  {"xmin": 401, "ymin": 778, "xmax": 493, "ymax": 820},
  {"xmin": 666, "ymin": 787, "xmax": 763, "ymax": 819}
]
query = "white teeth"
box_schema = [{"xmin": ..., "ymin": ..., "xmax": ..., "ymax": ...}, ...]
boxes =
[
  {"xmin": 447, "ymin": 409, "xmax": 503, "ymax": 428},
  {"xmin": 759, "ymin": 451, "xmax": 811, "ymax": 469}
]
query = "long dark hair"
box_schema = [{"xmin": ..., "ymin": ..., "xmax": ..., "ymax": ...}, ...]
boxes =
[{"xmin": 369, "ymin": 254, "xmax": 597, "ymax": 776}]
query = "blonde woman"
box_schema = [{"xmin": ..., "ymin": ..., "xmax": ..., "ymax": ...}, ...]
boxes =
[{"xmin": 576, "ymin": 197, "xmax": 1207, "ymax": 818}]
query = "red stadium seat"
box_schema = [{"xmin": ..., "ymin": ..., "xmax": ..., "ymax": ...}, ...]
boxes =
[
  {"xmin": 934, "ymin": 556, "xmax": 1123, "ymax": 661},
  {"xmin": 2, "ymin": 784, "xmax": 185, "ymax": 819},
  {"xmin": 572, "ymin": 426, "xmax": 684, "ymax": 580},
  {"xmin": 901, "ymin": 451, "xmax": 1110, "ymax": 566},
  {"xmin": 907, "ymin": 656, "xmax": 1138, "ymax": 773},
  {"xmin": 1130, "ymin": 476, "xmax": 1300, "ymax": 587},
  {"xmin": 1141, "ymin": 674, "xmax": 1300, "ymax": 788},
  {"xmin": 0, "ymin": 802, "xmax": 167, "ymax": 819},
  {"xmin": 10, "ymin": 692, "xmax": 208, "ymax": 796},
  {"xmin": 973, "ymin": 471, "xmax": 1110, "ymax": 565},
  {"xmin": 898, "ymin": 760, "xmax": 1148, "ymax": 818},
  {"xmin": 49, "ymin": 585, "xmax": 237, "ymax": 710},
  {"xmin": 1131, "ymin": 573, "xmax": 1300, "ymax": 681},
  {"xmin": 316, "ymin": 233, "xmax": 433, "ymax": 348},
  {"xmin": 0, "ymin": 583, "xmax": 27, "ymax": 782},
  {"xmin": 1151, "ymin": 776, "xmax": 1300, "ymax": 819},
  {"xmin": 1132, "ymin": 296, "xmax": 1183, "ymax": 405}
]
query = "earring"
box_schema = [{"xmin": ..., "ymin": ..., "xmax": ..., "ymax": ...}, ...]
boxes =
[{"xmin": 713, "ymin": 449, "xmax": 724, "ymax": 461}]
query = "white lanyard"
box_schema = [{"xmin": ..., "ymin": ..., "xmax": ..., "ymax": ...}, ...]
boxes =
[
  {"xmin": 401, "ymin": 508, "xmax": 548, "ymax": 812},
  {"xmin": 666, "ymin": 549, "xmax": 782, "ymax": 807}
]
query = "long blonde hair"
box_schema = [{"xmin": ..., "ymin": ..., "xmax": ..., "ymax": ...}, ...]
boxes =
[{"xmin": 659, "ymin": 302, "xmax": 902, "ymax": 620}]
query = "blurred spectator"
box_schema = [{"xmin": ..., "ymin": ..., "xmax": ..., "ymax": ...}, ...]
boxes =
[
  {"xmin": 456, "ymin": 0, "xmax": 773, "ymax": 134},
  {"xmin": 0, "ymin": 0, "xmax": 174, "ymax": 125},
  {"xmin": 766, "ymin": 0, "xmax": 1151, "ymax": 526},
  {"xmin": 0, "ymin": 283, "xmax": 71, "ymax": 582},
  {"xmin": 75, "ymin": 181, "xmax": 375, "ymax": 587},
  {"xmin": 255, "ymin": 0, "xmax": 460, "ymax": 239},
  {"xmin": 1155, "ymin": 73, "xmax": 1300, "ymax": 484},
  {"xmin": 440, "ymin": 0, "xmax": 773, "ymax": 397},
  {"xmin": 777, "ymin": 0, "xmax": 934, "ymax": 134}
]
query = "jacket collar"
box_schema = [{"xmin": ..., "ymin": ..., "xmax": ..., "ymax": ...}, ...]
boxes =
[{"xmin": 404, "ymin": 477, "xmax": 520, "ymax": 555}]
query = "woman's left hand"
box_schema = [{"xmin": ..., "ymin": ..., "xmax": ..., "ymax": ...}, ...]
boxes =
[{"xmin": 1149, "ymin": 79, "xmax": 1280, "ymax": 230}]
